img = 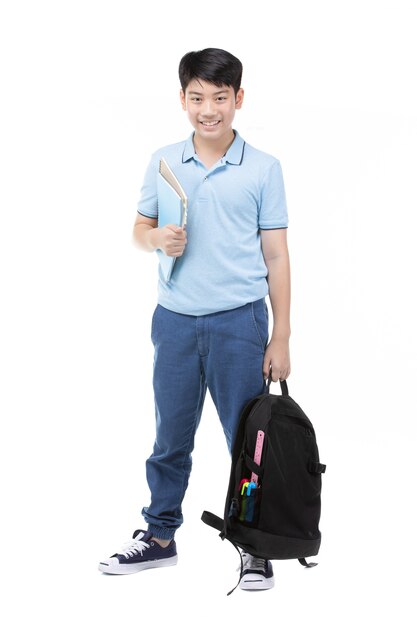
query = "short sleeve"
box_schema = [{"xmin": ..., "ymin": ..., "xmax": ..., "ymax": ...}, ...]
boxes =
[
  {"xmin": 258, "ymin": 160, "xmax": 288, "ymax": 229},
  {"xmin": 136, "ymin": 152, "xmax": 159, "ymax": 218}
]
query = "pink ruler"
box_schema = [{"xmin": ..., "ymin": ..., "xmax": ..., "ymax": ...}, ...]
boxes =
[{"xmin": 250, "ymin": 430, "xmax": 264, "ymax": 485}]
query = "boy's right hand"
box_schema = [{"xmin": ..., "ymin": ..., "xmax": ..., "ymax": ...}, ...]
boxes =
[{"xmin": 156, "ymin": 224, "xmax": 187, "ymax": 257}]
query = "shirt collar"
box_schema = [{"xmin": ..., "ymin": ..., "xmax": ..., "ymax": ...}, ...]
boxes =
[{"xmin": 182, "ymin": 129, "xmax": 245, "ymax": 165}]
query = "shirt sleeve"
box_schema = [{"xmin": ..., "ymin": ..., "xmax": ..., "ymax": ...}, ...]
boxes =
[
  {"xmin": 136, "ymin": 152, "xmax": 159, "ymax": 218},
  {"xmin": 258, "ymin": 160, "xmax": 289, "ymax": 229}
]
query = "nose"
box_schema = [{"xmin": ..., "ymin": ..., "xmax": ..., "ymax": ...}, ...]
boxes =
[{"xmin": 201, "ymin": 99, "xmax": 216, "ymax": 117}]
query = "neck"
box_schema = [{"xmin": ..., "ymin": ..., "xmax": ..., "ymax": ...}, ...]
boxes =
[{"xmin": 193, "ymin": 129, "xmax": 235, "ymax": 159}]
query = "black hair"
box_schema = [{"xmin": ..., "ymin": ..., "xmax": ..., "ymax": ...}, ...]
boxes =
[{"xmin": 178, "ymin": 48, "xmax": 243, "ymax": 95}]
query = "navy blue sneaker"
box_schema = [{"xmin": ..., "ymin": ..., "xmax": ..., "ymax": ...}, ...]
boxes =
[
  {"xmin": 98, "ymin": 530, "xmax": 178, "ymax": 575},
  {"xmin": 239, "ymin": 553, "xmax": 275, "ymax": 590}
]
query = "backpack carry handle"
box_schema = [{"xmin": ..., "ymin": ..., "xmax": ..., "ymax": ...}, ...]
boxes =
[{"xmin": 267, "ymin": 376, "xmax": 289, "ymax": 396}]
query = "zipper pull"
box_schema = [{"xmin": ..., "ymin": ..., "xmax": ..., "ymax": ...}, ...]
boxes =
[{"xmin": 228, "ymin": 498, "xmax": 239, "ymax": 518}]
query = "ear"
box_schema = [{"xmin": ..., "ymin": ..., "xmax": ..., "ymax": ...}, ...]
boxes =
[
  {"xmin": 235, "ymin": 88, "xmax": 244, "ymax": 110},
  {"xmin": 180, "ymin": 89, "xmax": 186, "ymax": 111}
]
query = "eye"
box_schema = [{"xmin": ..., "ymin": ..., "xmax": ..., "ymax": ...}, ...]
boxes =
[
  {"xmin": 190, "ymin": 97, "xmax": 202, "ymax": 102},
  {"xmin": 216, "ymin": 96, "xmax": 227, "ymax": 101}
]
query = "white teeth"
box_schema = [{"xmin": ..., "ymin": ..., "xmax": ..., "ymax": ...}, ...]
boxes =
[{"xmin": 201, "ymin": 121, "xmax": 219, "ymax": 126}]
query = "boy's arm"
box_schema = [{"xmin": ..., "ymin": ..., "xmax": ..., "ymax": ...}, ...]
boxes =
[
  {"xmin": 133, "ymin": 213, "xmax": 187, "ymax": 256},
  {"xmin": 260, "ymin": 228, "xmax": 291, "ymax": 382}
]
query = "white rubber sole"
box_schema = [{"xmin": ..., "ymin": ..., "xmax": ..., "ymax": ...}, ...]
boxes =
[
  {"xmin": 98, "ymin": 555, "xmax": 178, "ymax": 575},
  {"xmin": 239, "ymin": 574, "xmax": 275, "ymax": 591}
]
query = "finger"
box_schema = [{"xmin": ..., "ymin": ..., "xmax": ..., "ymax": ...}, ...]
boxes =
[
  {"xmin": 169, "ymin": 243, "xmax": 187, "ymax": 255},
  {"xmin": 262, "ymin": 356, "xmax": 270, "ymax": 380},
  {"xmin": 278, "ymin": 368, "xmax": 290, "ymax": 382},
  {"xmin": 166, "ymin": 224, "xmax": 184, "ymax": 234},
  {"xmin": 167, "ymin": 240, "xmax": 186, "ymax": 253},
  {"xmin": 170, "ymin": 232, "xmax": 187, "ymax": 242},
  {"xmin": 272, "ymin": 368, "xmax": 284, "ymax": 382},
  {"xmin": 263, "ymin": 367, "xmax": 271, "ymax": 380},
  {"xmin": 168, "ymin": 240, "xmax": 186, "ymax": 250}
]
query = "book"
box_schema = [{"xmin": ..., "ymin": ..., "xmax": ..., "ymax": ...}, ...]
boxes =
[{"xmin": 156, "ymin": 157, "xmax": 188, "ymax": 283}]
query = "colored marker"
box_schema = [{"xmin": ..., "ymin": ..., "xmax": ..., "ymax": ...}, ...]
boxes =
[
  {"xmin": 246, "ymin": 482, "xmax": 257, "ymax": 496},
  {"xmin": 240, "ymin": 481, "xmax": 250, "ymax": 496}
]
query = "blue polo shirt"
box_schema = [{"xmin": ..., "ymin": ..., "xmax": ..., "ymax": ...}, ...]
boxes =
[{"xmin": 137, "ymin": 130, "xmax": 288, "ymax": 316}]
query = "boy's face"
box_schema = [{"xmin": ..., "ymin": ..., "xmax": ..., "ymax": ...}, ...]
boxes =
[{"xmin": 180, "ymin": 79, "xmax": 244, "ymax": 144}]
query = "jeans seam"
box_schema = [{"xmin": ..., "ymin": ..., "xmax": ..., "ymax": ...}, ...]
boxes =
[
  {"xmin": 179, "ymin": 368, "xmax": 206, "ymax": 497},
  {"xmin": 250, "ymin": 302, "xmax": 266, "ymax": 353},
  {"xmin": 151, "ymin": 305, "xmax": 160, "ymax": 343}
]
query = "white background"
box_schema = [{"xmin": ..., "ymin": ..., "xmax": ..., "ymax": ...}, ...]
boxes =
[{"xmin": 1, "ymin": 0, "xmax": 416, "ymax": 623}]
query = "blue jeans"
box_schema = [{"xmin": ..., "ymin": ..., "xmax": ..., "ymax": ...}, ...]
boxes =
[{"xmin": 142, "ymin": 298, "xmax": 269, "ymax": 540}]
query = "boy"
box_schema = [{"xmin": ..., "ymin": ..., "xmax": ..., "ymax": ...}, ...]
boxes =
[{"xmin": 99, "ymin": 48, "xmax": 291, "ymax": 591}]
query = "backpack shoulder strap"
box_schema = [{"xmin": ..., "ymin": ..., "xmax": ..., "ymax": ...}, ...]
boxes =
[
  {"xmin": 298, "ymin": 558, "xmax": 318, "ymax": 568},
  {"xmin": 201, "ymin": 510, "xmax": 224, "ymax": 533}
]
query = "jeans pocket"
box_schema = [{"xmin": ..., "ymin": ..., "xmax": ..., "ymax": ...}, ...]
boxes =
[
  {"xmin": 151, "ymin": 305, "xmax": 161, "ymax": 344},
  {"xmin": 250, "ymin": 300, "xmax": 269, "ymax": 353}
]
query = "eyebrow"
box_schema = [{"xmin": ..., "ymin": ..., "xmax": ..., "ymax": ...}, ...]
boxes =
[{"xmin": 187, "ymin": 89, "xmax": 229, "ymax": 96}]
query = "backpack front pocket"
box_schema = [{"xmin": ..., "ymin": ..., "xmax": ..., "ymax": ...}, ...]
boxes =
[{"xmin": 238, "ymin": 484, "xmax": 262, "ymax": 526}]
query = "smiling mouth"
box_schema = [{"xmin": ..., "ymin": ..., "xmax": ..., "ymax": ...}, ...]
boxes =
[{"xmin": 200, "ymin": 120, "xmax": 221, "ymax": 126}]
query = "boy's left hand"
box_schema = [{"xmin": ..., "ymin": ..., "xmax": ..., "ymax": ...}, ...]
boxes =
[{"xmin": 263, "ymin": 337, "xmax": 291, "ymax": 382}]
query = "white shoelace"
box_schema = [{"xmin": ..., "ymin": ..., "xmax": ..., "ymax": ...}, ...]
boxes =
[
  {"xmin": 241, "ymin": 552, "xmax": 266, "ymax": 573},
  {"xmin": 118, "ymin": 535, "xmax": 150, "ymax": 559}
]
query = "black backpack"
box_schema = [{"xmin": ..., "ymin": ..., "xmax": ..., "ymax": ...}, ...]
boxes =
[{"xmin": 202, "ymin": 379, "xmax": 326, "ymax": 592}]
